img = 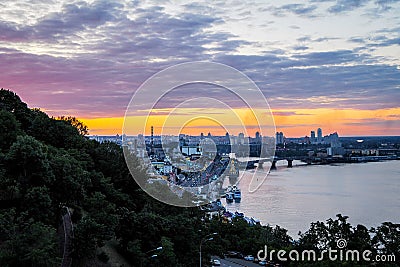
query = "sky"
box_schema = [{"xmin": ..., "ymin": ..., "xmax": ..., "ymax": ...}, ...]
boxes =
[{"xmin": 0, "ymin": 0, "xmax": 399, "ymax": 137}]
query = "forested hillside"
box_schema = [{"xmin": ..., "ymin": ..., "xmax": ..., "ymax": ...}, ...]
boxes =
[{"xmin": 0, "ymin": 88, "xmax": 206, "ymax": 266}]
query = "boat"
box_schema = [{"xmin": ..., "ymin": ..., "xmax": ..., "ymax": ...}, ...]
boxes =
[{"xmin": 233, "ymin": 185, "xmax": 241, "ymax": 203}]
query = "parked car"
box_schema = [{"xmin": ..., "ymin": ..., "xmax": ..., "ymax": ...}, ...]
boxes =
[
  {"xmin": 212, "ymin": 259, "xmax": 221, "ymax": 266},
  {"xmin": 225, "ymin": 251, "xmax": 242, "ymax": 258},
  {"xmin": 244, "ymin": 255, "xmax": 255, "ymax": 261},
  {"xmin": 259, "ymin": 260, "xmax": 267, "ymax": 266}
]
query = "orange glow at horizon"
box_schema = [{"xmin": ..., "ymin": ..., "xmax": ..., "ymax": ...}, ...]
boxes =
[{"xmin": 79, "ymin": 107, "xmax": 400, "ymax": 137}]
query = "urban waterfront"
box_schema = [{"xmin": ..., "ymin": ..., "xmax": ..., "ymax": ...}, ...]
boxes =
[{"xmin": 225, "ymin": 160, "xmax": 400, "ymax": 237}]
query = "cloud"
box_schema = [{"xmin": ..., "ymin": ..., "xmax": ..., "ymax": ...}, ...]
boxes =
[
  {"xmin": 374, "ymin": 0, "xmax": 400, "ymax": 11},
  {"xmin": 290, "ymin": 50, "xmax": 370, "ymax": 66},
  {"xmin": 0, "ymin": 21, "xmax": 31, "ymax": 42},
  {"xmin": 342, "ymin": 119, "xmax": 400, "ymax": 128},
  {"xmin": 293, "ymin": 45, "xmax": 309, "ymax": 51},
  {"xmin": 348, "ymin": 33, "xmax": 400, "ymax": 48},
  {"xmin": 273, "ymin": 111, "xmax": 312, "ymax": 116},
  {"xmin": 0, "ymin": 1, "xmax": 123, "ymax": 42},
  {"xmin": 0, "ymin": 0, "xmax": 399, "ymax": 122},
  {"xmin": 271, "ymin": 4, "xmax": 318, "ymax": 17},
  {"xmin": 388, "ymin": 114, "xmax": 400, "ymax": 118},
  {"xmin": 327, "ymin": 0, "xmax": 370, "ymax": 13}
]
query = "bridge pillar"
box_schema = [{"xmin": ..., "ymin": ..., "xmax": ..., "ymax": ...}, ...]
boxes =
[
  {"xmin": 287, "ymin": 159, "xmax": 293, "ymax": 168},
  {"xmin": 271, "ymin": 160, "xmax": 277, "ymax": 169}
]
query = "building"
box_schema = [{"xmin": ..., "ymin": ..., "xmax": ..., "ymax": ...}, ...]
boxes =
[
  {"xmin": 317, "ymin": 128, "xmax": 322, "ymax": 143},
  {"xmin": 238, "ymin": 133, "xmax": 245, "ymax": 145},
  {"xmin": 324, "ymin": 132, "xmax": 340, "ymax": 146},
  {"xmin": 181, "ymin": 146, "xmax": 202, "ymax": 156},
  {"xmin": 327, "ymin": 146, "xmax": 345, "ymax": 156},
  {"xmin": 225, "ymin": 132, "xmax": 230, "ymax": 144},
  {"xmin": 276, "ymin": 132, "xmax": 284, "ymax": 145},
  {"xmin": 311, "ymin": 131, "xmax": 316, "ymax": 143}
]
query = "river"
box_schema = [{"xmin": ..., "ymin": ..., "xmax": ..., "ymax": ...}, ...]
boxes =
[{"xmin": 223, "ymin": 160, "xmax": 400, "ymax": 238}]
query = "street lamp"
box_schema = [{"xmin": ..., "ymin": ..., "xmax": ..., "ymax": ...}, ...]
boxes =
[
  {"xmin": 146, "ymin": 246, "xmax": 163, "ymax": 254},
  {"xmin": 141, "ymin": 246, "xmax": 163, "ymax": 267},
  {"xmin": 199, "ymin": 232, "xmax": 217, "ymax": 267}
]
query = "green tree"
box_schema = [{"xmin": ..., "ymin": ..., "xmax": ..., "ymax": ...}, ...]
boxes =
[
  {"xmin": 372, "ymin": 222, "xmax": 400, "ymax": 265},
  {"xmin": 57, "ymin": 116, "xmax": 89, "ymax": 136},
  {"xmin": 83, "ymin": 192, "xmax": 118, "ymax": 243},
  {"xmin": 29, "ymin": 109, "xmax": 85, "ymax": 149},
  {"xmin": 0, "ymin": 209, "xmax": 59, "ymax": 267},
  {"xmin": 0, "ymin": 168, "xmax": 20, "ymax": 201},
  {"xmin": 0, "ymin": 89, "xmax": 32, "ymax": 131},
  {"xmin": 22, "ymin": 186, "xmax": 54, "ymax": 225},
  {"xmin": 48, "ymin": 149, "xmax": 89, "ymax": 205},
  {"xmin": 156, "ymin": 236, "xmax": 176, "ymax": 266},
  {"xmin": 5, "ymin": 135, "xmax": 52, "ymax": 189},
  {"xmin": 73, "ymin": 217, "xmax": 103, "ymax": 262},
  {"xmin": 0, "ymin": 110, "xmax": 19, "ymax": 152}
]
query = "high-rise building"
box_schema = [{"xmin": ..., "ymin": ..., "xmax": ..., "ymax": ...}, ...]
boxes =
[
  {"xmin": 225, "ymin": 132, "xmax": 230, "ymax": 144},
  {"xmin": 317, "ymin": 128, "xmax": 322, "ymax": 143},
  {"xmin": 311, "ymin": 131, "xmax": 316, "ymax": 143},
  {"xmin": 255, "ymin": 131, "xmax": 261, "ymax": 143},
  {"xmin": 276, "ymin": 132, "xmax": 284, "ymax": 145},
  {"xmin": 238, "ymin": 132, "xmax": 245, "ymax": 145}
]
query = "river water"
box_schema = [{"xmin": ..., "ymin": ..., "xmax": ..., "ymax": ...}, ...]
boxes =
[{"xmin": 223, "ymin": 160, "xmax": 400, "ymax": 238}]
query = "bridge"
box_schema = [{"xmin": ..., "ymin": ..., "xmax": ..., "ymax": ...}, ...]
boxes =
[{"xmin": 236, "ymin": 156, "xmax": 312, "ymax": 169}]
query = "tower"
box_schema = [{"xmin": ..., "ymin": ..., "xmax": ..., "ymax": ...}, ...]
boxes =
[
  {"xmin": 276, "ymin": 132, "xmax": 284, "ymax": 145},
  {"xmin": 150, "ymin": 126, "xmax": 154, "ymax": 153},
  {"xmin": 317, "ymin": 128, "xmax": 322, "ymax": 143}
]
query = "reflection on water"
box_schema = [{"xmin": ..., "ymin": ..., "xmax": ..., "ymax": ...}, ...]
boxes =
[{"xmin": 223, "ymin": 160, "xmax": 400, "ymax": 238}]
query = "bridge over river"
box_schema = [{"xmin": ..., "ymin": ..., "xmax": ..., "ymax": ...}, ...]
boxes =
[{"xmin": 236, "ymin": 155, "xmax": 312, "ymax": 169}]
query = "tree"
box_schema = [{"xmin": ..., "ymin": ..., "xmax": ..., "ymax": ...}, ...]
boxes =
[
  {"xmin": 372, "ymin": 222, "xmax": 400, "ymax": 265},
  {"xmin": 22, "ymin": 186, "xmax": 54, "ymax": 225},
  {"xmin": 57, "ymin": 116, "xmax": 89, "ymax": 136},
  {"xmin": 47, "ymin": 150, "xmax": 89, "ymax": 204},
  {"xmin": 5, "ymin": 135, "xmax": 52, "ymax": 190},
  {"xmin": 0, "ymin": 110, "xmax": 19, "ymax": 151},
  {"xmin": 157, "ymin": 236, "xmax": 176, "ymax": 266},
  {"xmin": 0, "ymin": 168, "xmax": 20, "ymax": 202},
  {"xmin": 0, "ymin": 89, "xmax": 32, "ymax": 131},
  {"xmin": 29, "ymin": 110, "xmax": 85, "ymax": 148},
  {"xmin": 73, "ymin": 217, "xmax": 103, "ymax": 262},
  {"xmin": 83, "ymin": 192, "xmax": 118, "ymax": 243},
  {"xmin": 0, "ymin": 209, "xmax": 59, "ymax": 267}
]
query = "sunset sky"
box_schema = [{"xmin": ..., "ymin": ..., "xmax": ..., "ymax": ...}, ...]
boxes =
[{"xmin": 1, "ymin": 0, "xmax": 399, "ymax": 137}]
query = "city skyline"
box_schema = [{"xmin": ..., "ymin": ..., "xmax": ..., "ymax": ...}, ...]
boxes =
[
  {"xmin": 0, "ymin": 1, "xmax": 399, "ymax": 137},
  {"xmin": 91, "ymin": 127, "xmax": 353, "ymax": 139}
]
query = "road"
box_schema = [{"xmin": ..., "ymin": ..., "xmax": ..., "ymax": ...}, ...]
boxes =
[
  {"xmin": 211, "ymin": 257, "xmax": 263, "ymax": 267},
  {"xmin": 61, "ymin": 207, "xmax": 73, "ymax": 267}
]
